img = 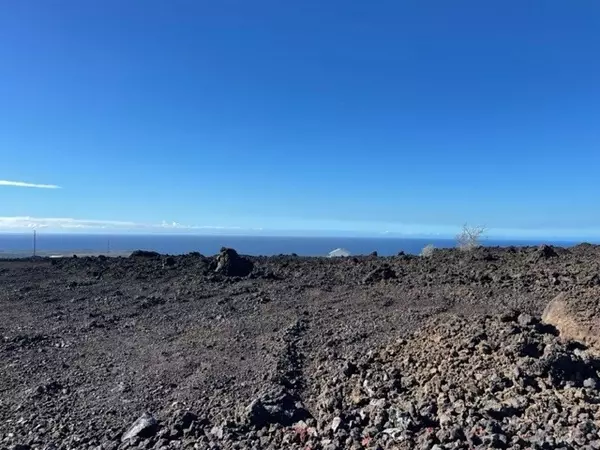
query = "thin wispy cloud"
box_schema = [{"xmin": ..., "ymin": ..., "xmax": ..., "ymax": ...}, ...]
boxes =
[
  {"xmin": 0, "ymin": 217, "xmax": 253, "ymax": 233},
  {"xmin": 0, "ymin": 180, "xmax": 61, "ymax": 189},
  {"xmin": 0, "ymin": 216, "xmax": 596, "ymax": 239},
  {"xmin": 0, "ymin": 217, "xmax": 136, "ymax": 230}
]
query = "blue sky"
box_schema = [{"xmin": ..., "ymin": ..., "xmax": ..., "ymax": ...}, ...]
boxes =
[{"xmin": 1, "ymin": 1, "xmax": 599, "ymax": 238}]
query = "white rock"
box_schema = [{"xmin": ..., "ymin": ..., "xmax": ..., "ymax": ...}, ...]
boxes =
[
  {"xmin": 122, "ymin": 412, "xmax": 158, "ymax": 441},
  {"xmin": 330, "ymin": 416, "xmax": 342, "ymax": 432},
  {"xmin": 383, "ymin": 428, "xmax": 405, "ymax": 441},
  {"xmin": 210, "ymin": 425, "xmax": 224, "ymax": 439}
]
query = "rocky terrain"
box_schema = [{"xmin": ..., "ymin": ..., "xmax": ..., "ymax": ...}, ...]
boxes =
[{"xmin": 1, "ymin": 244, "xmax": 600, "ymax": 450}]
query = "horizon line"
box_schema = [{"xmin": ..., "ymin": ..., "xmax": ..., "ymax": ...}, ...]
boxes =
[{"xmin": 0, "ymin": 229, "xmax": 591, "ymax": 243}]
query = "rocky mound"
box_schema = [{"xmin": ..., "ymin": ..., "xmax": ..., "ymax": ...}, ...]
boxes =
[
  {"xmin": 295, "ymin": 313, "xmax": 600, "ymax": 450},
  {"xmin": 214, "ymin": 247, "xmax": 254, "ymax": 277},
  {"xmin": 534, "ymin": 244, "xmax": 559, "ymax": 260},
  {"xmin": 111, "ymin": 313, "xmax": 600, "ymax": 450}
]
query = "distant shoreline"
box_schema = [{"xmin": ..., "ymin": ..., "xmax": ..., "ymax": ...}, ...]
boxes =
[{"xmin": 0, "ymin": 234, "xmax": 589, "ymax": 258}]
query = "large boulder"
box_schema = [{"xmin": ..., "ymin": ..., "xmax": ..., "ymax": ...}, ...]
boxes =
[
  {"xmin": 215, "ymin": 247, "xmax": 253, "ymax": 277},
  {"xmin": 122, "ymin": 412, "xmax": 158, "ymax": 441},
  {"xmin": 242, "ymin": 387, "xmax": 310, "ymax": 427},
  {"xmin": 542, "ymin": 291, "xmax": 600, "ymax": 354},
  {"xmin": 531, "ymin": 244, "xmax": 558, "ymax": 262}
]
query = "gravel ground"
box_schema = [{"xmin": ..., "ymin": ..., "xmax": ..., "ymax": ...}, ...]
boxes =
[{"xmin": 1, "ymin": 244, "xmax": 600, "ymax": 450}]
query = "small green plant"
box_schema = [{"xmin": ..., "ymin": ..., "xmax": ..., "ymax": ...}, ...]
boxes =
[
  {"xmin": 420, "ymin": 244, "xmax": 435, "ymax": 257},
  {"xmin": 456, "ymin": 224, "xmax": 486, "ymax": 251}
]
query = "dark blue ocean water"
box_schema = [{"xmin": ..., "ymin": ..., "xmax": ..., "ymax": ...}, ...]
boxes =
[{"xmin": 0, "ymin": 233, "xmax": 582, "ymax": 257}]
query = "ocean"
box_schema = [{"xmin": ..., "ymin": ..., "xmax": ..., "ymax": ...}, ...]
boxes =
[{"xmin": 0, "ymin": 233, "xmax": 583, "ymax": 258}]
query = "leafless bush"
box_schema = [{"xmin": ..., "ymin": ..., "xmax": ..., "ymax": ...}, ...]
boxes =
[
  {"xmin": 420, "ymin": 244, "xmax": 436, "ymax": 257},
  {"xmin": 456, "ymin": 224, "xmax": 486, "ymax": 251}
]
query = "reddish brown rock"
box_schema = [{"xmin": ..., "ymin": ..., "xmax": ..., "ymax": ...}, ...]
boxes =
[{"xmin": 542, "ymin": 291, "xmax": 600, "ymax": 354}]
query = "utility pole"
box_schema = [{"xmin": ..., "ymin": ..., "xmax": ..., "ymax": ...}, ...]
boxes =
[
  {"xmin": 107, "ymin": 238, "xmax": 111, "ymax": 255},
  {"xmin": 33, "ymin": 230, "xmax": 37, "ymax": 257}
]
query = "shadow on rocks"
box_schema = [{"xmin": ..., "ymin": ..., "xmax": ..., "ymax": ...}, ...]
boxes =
[{"xmin": 242, "ymin": 387, "xmax": 311, "ymax": 428}]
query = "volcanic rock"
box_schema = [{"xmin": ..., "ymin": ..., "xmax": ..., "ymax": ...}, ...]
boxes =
[
  {"xmin": 305, "ymin": 313, "xmax": 600, "ymax": 448},
  {"xmin": 215, "ymin": 247, "xmax": 254, "ymax": 277},
  {"xmin": 535, "ymin": 244, "xmax": 559, "ymax": 260},
  {"xmin": 4, "ymin": 245, "xmax": 600, "ymax": 449},
  {"xmin": 243, "ymin": 387, "xmax": 310, "ymax": 427},
  {"xmin": 543, "ymin": 291, "xmax": 600, "ymax": 354},
  {"xmin": 363, "ymin": 265, "xmax": 397, "ymax": 284},
  {"xmin": 122, "ymin": 412, "xmax": 158, "ymax": 441}
]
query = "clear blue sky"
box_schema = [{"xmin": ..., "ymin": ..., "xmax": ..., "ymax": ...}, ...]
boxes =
[{"xmin": 1, "ymin": 1, "xmax": 599, "ymax": 238}]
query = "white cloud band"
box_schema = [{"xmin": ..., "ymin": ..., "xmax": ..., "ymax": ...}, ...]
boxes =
[
  {"xmin": 0, "ymin": 217, "xmax": 247, "ymax": 233},
  {"xmin": 0, "ymin": 180, "xmax": 61, "ymax": 189}
]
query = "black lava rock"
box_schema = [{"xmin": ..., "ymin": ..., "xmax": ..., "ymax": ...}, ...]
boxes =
[{"xmin": 215, "ymin": 248, "xmax": 254, "ymax": 277}]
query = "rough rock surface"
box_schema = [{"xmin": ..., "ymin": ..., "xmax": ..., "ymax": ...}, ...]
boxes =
[
  {"xmin": 300, "ymin": 314, "xmax": 600, "ymax": 450},
  {"xmin": 363, "ymin": 265, "xmax": 397, "ymax": 284},
  {"xmin": 2, "ymin": 245, "xmax": 600, "ymax": 449},
  {"xmin": 543, "ymin": 291, "xmax": 600, "ymax": 355},
  {"xmin": 537, "ymin": 244, "xmax": 559, "ymax": 259},
  {"xmin": 122, "ymin": 412, "xmax": 158, "ymax": 441},
  {"xmin": 214, "ymin": 247, "xmax": 254, "ymax": 277}
]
